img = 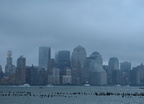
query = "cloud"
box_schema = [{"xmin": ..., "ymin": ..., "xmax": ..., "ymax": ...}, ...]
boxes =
[{"xmin": 0, "ymin": 0, "xmax": 144, "ymax": 70}]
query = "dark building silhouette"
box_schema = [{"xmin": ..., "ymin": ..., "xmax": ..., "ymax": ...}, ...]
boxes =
[
  {"xmin": 57, "ymin": 50, "xmax": 70, "ymax": 84},
  {"xmin": 0, "ymin": 65, "xmax": 4, "ymax": 79},
  {"xmin": 16, "ymin": 56, "xmax": 26, "ymax": 85},
  {"xmin": 25, "ymin": 65, "xmax": 39, "ymax": 85}
]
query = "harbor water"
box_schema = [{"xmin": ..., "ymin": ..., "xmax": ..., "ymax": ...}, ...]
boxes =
[{"xmin": 0, "ymin": 86, "xmax": 144, "ymax": 104}]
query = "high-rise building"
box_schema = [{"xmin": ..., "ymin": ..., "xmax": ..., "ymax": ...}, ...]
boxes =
[
  {"xmin": 57, "ymin": 50, "xmax": 70, "ymax": 70},
  {"xmin": 82, "ymin": 52, "xmax": 107, "ymax": 86},
  {"xmin": 5, "ymin": 51, "xmax": 16, "ymax": 77},
  {"xmin": 120, "ymin": 61, "xmax": 131, "ymax": 85},
  {"xmin": 0, "ymin": 65, "xmax": 4, "ymax": 79},
  {"xmin": 120, "ymin": 61, "xmax": 131, "ymax": 72},
  {"xmin": 89, "ymin": 52, "xmax": 107, "ymax": 86},
  {"xmin": 57, "ymin": 50, "xmax": 70, "ymax": 84},
  {"xmin": 16, "ymin": 56, "xmax": 26, "ymax": 84},
  {"xmin": 108, "ymin": 57, "xmax": 121, "ymax": 85},
  {"xmin": 71, "ymin": 45, "xmax": 87, "ymax": 85},
  {"xmin": 108, "ymin": 57, "xmax": 119, "ymax": 70},
  {"xmin": 130, "ymin": 64, "xmax": 144, "ymax": 86},
  {"xmin": 39, "ymin": 46, "xmax": 51, "ymax": 70},
  {"xmin": 25, "ymin": 65, "xmax": 39, "ymax": 85},
  {"xmin": 71, "ymin": 45, "xmax": 87, "ymax": 67},
  {"xmin": 47, "ymin": 59, "xmax": 56, "ymax": 75}
]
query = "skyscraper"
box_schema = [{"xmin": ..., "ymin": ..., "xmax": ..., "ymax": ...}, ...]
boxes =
[
  {"xmin": 71, "ymin": 45, "xmax": 87, "ymax": 85},
  {"xmin": 89, "ymin": 52, "xmax": 107, "ymax": 85},
  {"xmin": 82, "ymin": 52, "xmax": 107, "ymax": 86},
  {"xmin": 120, "ymin": 61, "xmax": 131, "ymax": 85},
  {"xmin": 57, "ymin": 50, "xmax": 70, "ymax": 84},
  {"xmin": 5, "ymin": 50, "xmax": 16, "ymax": 77},
  {"xmin": 108, "ymin": 57, "xmax": 119, "ymax": 70},
  {"xmin": 16, "ymin": 56, "xmax": 26, "ymax": 84},
  {"xmin": 39, "ymin": 46, "xmax": 51, "ymax": 70},
  {"xmin": 120, "ymin": 61, "xmax": 131, "ymax": 72},
  {"xmin": 108, "ymin": 57, "xmax": 121, "ymax": 85},
  {"xmin": 71, "ymin": 45, "xmax": 87, "ymax": 68},
  {"xmin": 0, "ymin": 65, "xmax": 4, "ymax": 79},
  {"xmin": 57, "ymin": 50, "xmax": 70, "ymax": 70}
]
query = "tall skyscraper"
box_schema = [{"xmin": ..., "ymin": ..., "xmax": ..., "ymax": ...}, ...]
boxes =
[
  {"xmin": 120, "ymin": 61, "xmax": 131, "ymax": 72},
  {"xmin": 47, "ymin": 59, "xmax": 56, "ymax": 75},
  {"xmin": 89, "ymin": 52, "xmax": 107, "ymax": 85},
  {"xmin": 39, "ymin": 46, "xmax": 51, "ymax": 70},
  {"xmin": 131, "ymin": 64, "xmax": 144, "ymax": 86},
  {"xmin": 120, "ymin": 61, "xmax": 131, "ymax": 85},
  {"xmin": 57, "ymin": 50, "xmax": 70, "ymax": 70},
  {"xmin": 82, "ymin": 52, "xmax": 107, "ymax": 86},
  {"xmin": 57, "ymin": 50, "xmax": 70, "ymax": 84},
  {"xmin": 71, "ymin": 45, "xmax": 87, "ymax": 68},
  {"xmin": 16, "ymin": 56, "xmax": 26, "ymax": 84},
  {"xmin": 108, "ymin": 57, "xmax": 119, "ymax": 70},
  {"xmin": 108, "ymin": 57, "xmax": 121, "ymax": 85},
  {"xmin": 71, "ymin": 45, "xmax": 86, "ymax": 85},
  {"xmin": 5, "ymin": 50, "xmax": 16, "ymax": 77},
  {"xmin": 0, "ymin": 65, "xmax": 4, "ymax": 79}
]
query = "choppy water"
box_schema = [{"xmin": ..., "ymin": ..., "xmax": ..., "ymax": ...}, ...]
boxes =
[{"xmin": 0, "ymin": 86, "xmax": 144, "ymax": 104}]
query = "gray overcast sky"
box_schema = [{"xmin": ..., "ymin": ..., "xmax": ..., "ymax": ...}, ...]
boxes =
[{"xmin": 0, "ymin": 0, "xmax": 144, "ymax": 70}]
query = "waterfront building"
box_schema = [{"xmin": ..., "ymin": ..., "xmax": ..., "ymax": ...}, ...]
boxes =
[
  {"xmin": 47, "ymin": 59, "xmax": 56, "ymax": 75},
  {"xmin": 71, "ymin": 45, "xmax": 86, "ymax": 85},
  {"xmin": 120, "ymin": 61, "xmax": 131, "ymax": 85},
  {"xmin": 83, "ymin": 52, "xmax": 107, "ymax": 86},
  {"xmin": 57, "ymin": 50, "xmax": 70, "ymax": 84},
  {"xmin": 39, "ymin": 46, "xmax": 51, "ymax": 70},
  {"xmin": 25, "ymin": 65, "xmax": 39, "ymax": 85},
  {"xmin": 5, "ymin": 51, "xmax": 16, "ymax": 77},
  {"xmin": 48, "ymin": 68, "xmax": 60, "ymax": 84},
  {"xmin": 108, "ymin": 57, "xmax": 120, "ymax": 85},
  {"xmin": 130, "ymin": 64, "xmax": 144, "ymax": 86},
  {"xmin": 16, "ymin": 56, "xmax": 26, "ymax": 85},
  {"xmin": 0, "ymin": 65, "xmax": 3, "ymax": 79}
]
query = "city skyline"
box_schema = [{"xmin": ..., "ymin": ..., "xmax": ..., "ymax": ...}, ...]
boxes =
[
  {"xmin": 1, "ymin": 0, "xmax": 144, "ymax": 69},
  {"xmin": 0, "ymin": 45, "xmax": 142, "ymax": 71}
]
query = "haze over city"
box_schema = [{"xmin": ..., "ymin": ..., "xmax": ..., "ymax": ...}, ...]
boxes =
[{"xmin": 1, "ymin": 0, "xmax": 144, "ymax": 69}]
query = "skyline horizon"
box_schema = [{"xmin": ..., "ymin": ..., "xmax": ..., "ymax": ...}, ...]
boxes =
[{"xmin": 0, "ymin": 45, "xmax": 143, "ymax": 71}]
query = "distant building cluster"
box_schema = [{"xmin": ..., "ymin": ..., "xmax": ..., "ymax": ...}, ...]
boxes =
[{"xmin": 0, "ymin": 45, "xmax": 144, "ymax": 86}]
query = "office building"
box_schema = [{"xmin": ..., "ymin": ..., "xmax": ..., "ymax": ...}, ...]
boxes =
[
  {"xmin": 108, "ymin": 57, "xmax": 121, "ymax": 85},
  {"xmin": 39, "ymin": 46, "xmax": 51, "ymax": 70},
  {"xmin": 5, "ymin": 51, "xmax": 16, "ymax": 77},
  {"xmin": 16, "ymin": 56, "xmax": 26, "ymax": 84},
  {"xmin": 120, "ymin": 61, "xmax": 131, "ymax": 85},
  {"xmin": 71, "ymin": 45, "xmax": 87, "ymax": 85}
]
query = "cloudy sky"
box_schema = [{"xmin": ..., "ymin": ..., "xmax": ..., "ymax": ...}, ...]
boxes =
[{"xmin": 0, "ymin": 0, "xmax": 144, "ymax": 70}]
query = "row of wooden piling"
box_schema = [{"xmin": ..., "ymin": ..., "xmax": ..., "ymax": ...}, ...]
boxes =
[{"xmin": 0, "ymin": 91, "xmax": 144, "ymax": 98}]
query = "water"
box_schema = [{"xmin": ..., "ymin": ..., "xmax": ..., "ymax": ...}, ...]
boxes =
[{"xmin": 0, "ymin": 86, "xmax": 144, "ymax": 104}]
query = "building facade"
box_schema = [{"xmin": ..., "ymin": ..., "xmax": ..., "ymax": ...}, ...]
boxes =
[
  {"xmin": 16, "ymin": 56, "xmax": 26, "ymax": 85},
  {"xmin": 71, "ymin": 45, "xmax": 86, "ymax": 85},
  {"xmin": 39, "ymin": 46, "xmax": 51, "ymax": 70},
  {"xmin": 5, "ymin": 51, "xmax": 16, "ymax": 77}
]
